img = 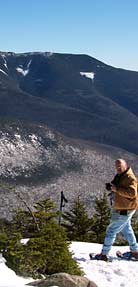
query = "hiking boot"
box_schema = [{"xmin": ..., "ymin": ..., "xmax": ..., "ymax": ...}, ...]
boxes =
[
  {"xmin": 94, "ymin": 253, "xmax": 108, "ymax": 261},
  {"xmin": 131, "ymin": 251, "xmax": 138, "ymax": 259}
]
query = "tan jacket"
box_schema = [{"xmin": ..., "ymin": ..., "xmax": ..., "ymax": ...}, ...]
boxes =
[{"xmin": 112, "ymin": 167, "xmax": 138, "ymax": 211}]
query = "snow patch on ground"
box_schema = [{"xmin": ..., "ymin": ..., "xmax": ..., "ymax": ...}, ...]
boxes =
[
  {"xmin": 70, "ymin": 242, "xmax": 138, "ymax": 287},
  {"xmin": 1, "ymin": 242, "xmax": 138, "ymax": 287}
]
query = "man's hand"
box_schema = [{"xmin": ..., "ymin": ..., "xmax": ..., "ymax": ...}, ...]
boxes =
[{"xmin": 111, "ymin": 184, "xmax": 117, "ymax": 192}]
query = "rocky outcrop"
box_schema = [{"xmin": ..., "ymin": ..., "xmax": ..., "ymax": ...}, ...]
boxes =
[{"xmin": 27, "ymin": 272, "xmax": 98, "ymax": 287}]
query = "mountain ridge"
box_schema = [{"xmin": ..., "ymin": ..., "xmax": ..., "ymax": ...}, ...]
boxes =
[
  {"xmin": 1, "ymin": 51, "xmax": 138, "ymax": 218},
  {"xmin": 0, "ymin": 51, "xmax": 138, "ymax": 153}
]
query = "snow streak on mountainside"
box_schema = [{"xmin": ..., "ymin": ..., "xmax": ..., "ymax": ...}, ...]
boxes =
[
  {"xmin": 80, "ymin": 71, "xmax": 95, "ymax": 80},
  {"xmin": 0, "ymin": 51, "xmax": 138, "ymax": 154}
]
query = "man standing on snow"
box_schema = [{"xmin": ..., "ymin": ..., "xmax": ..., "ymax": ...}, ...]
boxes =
[{"xmin": 93, "ymin": 158, "xmax": 138, "ymax": 261}]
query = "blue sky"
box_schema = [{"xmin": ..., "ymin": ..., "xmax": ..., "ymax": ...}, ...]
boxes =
[{"xmin": 1, "ymin": 0, "xmax": 138, "ymax": 71}]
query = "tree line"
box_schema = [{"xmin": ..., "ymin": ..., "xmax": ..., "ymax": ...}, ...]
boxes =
[{"xmin": 0, "ymin": 192, "xmax": 137, "ymax": 279}]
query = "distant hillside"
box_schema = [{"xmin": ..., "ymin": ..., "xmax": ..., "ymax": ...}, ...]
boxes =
[
  {"xmin": 0, "ymin": 52, "xmax": 138, "ymax": 154},
  {"xmin": 0, "ymin": 119, "xmax": 138, "ymax": 219}
]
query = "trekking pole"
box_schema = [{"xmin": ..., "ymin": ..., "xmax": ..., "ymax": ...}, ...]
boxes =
[{"xmin": 59, "ymin": 191, "xmax": 68, "ymax": 226}]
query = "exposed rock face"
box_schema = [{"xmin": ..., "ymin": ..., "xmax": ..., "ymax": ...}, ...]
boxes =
[{"xmin": 27, "ymin": 272, "xmax": 98, "ymax": 287}]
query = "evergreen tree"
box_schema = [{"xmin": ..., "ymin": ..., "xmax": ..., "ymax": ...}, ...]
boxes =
[
  {"xmin": 62, "ymin": 195, "xmax": 92, "ymax": 241},
  {"xmin": 2, "ymin": 198, "xmax": 82, "ymax": 278},
  {"xmin": 11, "ymin": 198, "xmax": 58, "ymax": 237},
  {"xmin": 90, "ymin": 193, "xmax": 111, "ymax": 243},
  {"xmin": 0, "ymin": 218, "xmax": 12, "ymax": 235}
]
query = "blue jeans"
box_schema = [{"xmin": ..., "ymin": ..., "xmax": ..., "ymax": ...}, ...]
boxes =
[{"xmin": 102, "ymin": 210, "xmax": 138, "ymax": 255}]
